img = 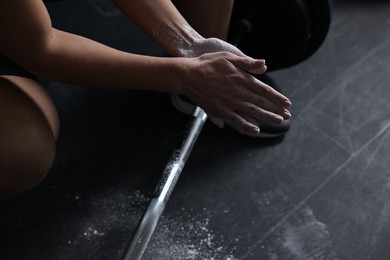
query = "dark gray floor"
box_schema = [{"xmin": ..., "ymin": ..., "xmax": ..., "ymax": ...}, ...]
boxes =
[{"xmin": 2, "ymin": 0, "xmax": 390, "ymax": 259}]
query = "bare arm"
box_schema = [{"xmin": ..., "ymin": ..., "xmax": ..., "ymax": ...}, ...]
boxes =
[
  {"xmin": 0, "ymin": 0, "xmax": 185, "ymax": 93},
  {"xmin": 111, "ymin": 0, "xmax": 293, "ymax": 131},
  {"xmin": 111, "ymin": 0, "xmax": 203, "ymax": 57},
  {"xmin": 0, "ymin": 0, "xmax": 291, "ymax": 136},
  {"xmin": 112, "ymin": 0, "xmax": 247, "ymax": 58}
]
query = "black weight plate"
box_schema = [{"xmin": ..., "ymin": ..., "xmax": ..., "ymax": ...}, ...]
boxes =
[
  {"xmin": 228, "ymin": 0, "xmax": 312, "ymax": 70},
  {"xmin": 298, "ymin": 0, "xmax": 332, "ymax": 62}
]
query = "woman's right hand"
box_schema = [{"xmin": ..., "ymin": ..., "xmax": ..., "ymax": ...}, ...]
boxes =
[{"xmin": 180, "ymin": 51, "xmax": 292, "ymax": 136}]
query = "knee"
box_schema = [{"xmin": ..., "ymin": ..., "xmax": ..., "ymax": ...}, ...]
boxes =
[
  {"xmin": 0, "ymin": 134, "xmax": 56, "ymax": 197},
  {"xmin": 0, "ymin": 76, "xmax": 58, "ymax": 197}
]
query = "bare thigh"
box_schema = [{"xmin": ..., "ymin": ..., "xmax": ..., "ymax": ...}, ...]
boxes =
[
  {"xmin": 1, "ymin": 75, "xmax": 59, "ymax": 138},
  {"xmin": 0, "ymin": 76, "xmax": 59, "ymax": 196}
]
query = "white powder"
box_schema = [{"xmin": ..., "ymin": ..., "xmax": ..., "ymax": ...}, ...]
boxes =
[
  {"xmin": 59, "ymin": 189, "xmax": 236, "ymax": 259},
  {"xmin": 57, "ymin": 189, "xmax": 149, "ymax": 260},
  {"xmin": 145, "ymin": 207, "xmax": 237, "ymax": 260},
  {"xmin": 83, "ymin": 227, "xmax": 105, "ymax": 238},
  {"xmin": 277, "ymin": 207, "xmax": 338, "ymax": 260}
]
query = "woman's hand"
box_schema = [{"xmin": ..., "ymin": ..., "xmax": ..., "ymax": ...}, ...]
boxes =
[
  {"xmin": 179, "ymin": 38, "xmax": 292, "ymax": 135},
  {"xmin": 181, "ymin": 51, "xmax": 292, "ymax": 136}
]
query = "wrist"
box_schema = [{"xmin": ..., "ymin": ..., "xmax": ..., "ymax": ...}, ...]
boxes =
[
  {"xmin": 172, "ymin": 57, "xmax": 196, "ymax": 96},
  {"xmin": 170, "ymin": 26, "xmax": 204, "ymax": 58},
  {"xmin": 166, "ymin": 57, "xmax": 191, "ymax": 95}
]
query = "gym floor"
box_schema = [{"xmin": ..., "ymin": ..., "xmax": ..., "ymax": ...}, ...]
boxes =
[{"xmin": 1, "ymin": 0, "xmax": 390, "ymax": 259}]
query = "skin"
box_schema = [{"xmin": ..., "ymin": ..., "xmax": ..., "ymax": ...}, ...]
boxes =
[
  {"xmin": 0, "ymin": 77, "xmax": 57, "ymax": 196},
  {"xmin": 0, "ymin": 0, "xmax": 292, "ymax": 196}
]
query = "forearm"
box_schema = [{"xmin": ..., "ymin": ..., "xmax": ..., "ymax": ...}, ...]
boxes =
[
  {"xmin": 112, "ymin": 0, "xmax": 203, "ymax": 57},
  {"xmin": 0, "ymin": 0, "xmax": 186, "ymax": 93},
  {"xmin": 22, "ymin": 29, "xmax": 186, "ymax": 94}
]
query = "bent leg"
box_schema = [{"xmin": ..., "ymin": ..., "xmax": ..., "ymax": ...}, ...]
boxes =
[
  {"xmin": 172, "ymin": 0, "xmax": 234, "ymax": 40},
  {"xmin": 0, "ymin": 76, "xmax": 59, "ymax": 197}
]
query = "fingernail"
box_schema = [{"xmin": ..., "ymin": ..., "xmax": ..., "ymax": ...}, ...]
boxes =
[
  {"xmin": 275, "ymin": 115, "xmax": 284, "ymax": 123},
  {"xmin": 252, "ymin": 126, "xmax": 260, "ymax": 135},
  {"xmin": 255, "ymin": 59, "xmax": 266, "ymax": 66},
  {"xmin": 284, "ymin": 100, "xmax": 292, "ymax": 107},
  {"xmin": 284, "ymin": 110, "xmax": 291, "ymax": 118},
  {"xmin": 246, "ymin": 126, "xmax": 260, "ymax": 136}
]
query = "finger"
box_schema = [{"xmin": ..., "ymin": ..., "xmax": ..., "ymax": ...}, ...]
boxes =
[
  {"xmin": 225, "ymin": 112, "xmax": 260, "ymax": 136},
  {"xmin": 238, "ymin": 102, "xmax": 286, "ymax": 125},
  {"xmin": 245, "ymin": 94, "xmax": 292, "ymax": 120},
  {"xmin": 249, "ymin": 79, "xmax": 292, "ymax": 108},
  {"xmin": 238, "ymin": 113, "xmax": 264, "ymax": 137},
  {"xmin": 227, "ymin": 55, "xmax": 267, "ymax": 75},
  {"xmin": 239, "ymin": 113, "xmax": 262, "ymax": 127},
  {"xmin": 223, "ymin": 56, "xmax": 291, "ymax": 107}
]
